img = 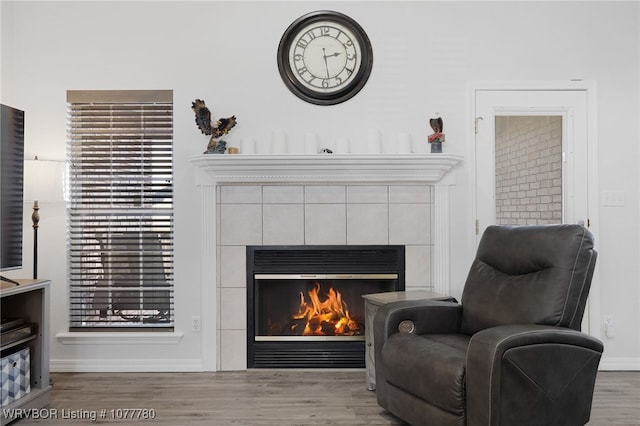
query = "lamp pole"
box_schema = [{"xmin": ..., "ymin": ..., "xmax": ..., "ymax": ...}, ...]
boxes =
[{"xmin": 32, "ymin": 199, "xmax": 39, "ymax": 279}]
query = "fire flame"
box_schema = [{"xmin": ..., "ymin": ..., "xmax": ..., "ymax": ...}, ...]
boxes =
[{"xmin": 292, "ymin": 281, "xmax": 360, "ymax": 336}]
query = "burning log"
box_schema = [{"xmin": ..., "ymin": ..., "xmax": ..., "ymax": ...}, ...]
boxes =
[{"xmin": 291, "ymin": 281, "xmax": 361, "ymax": 336}]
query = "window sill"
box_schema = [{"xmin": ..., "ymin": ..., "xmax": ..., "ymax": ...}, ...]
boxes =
[{"xmin": 56, "ymin": 331, "xmax": 184, "ymax": 345}]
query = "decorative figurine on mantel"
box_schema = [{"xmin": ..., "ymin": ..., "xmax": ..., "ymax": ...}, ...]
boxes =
[
  {"xmin": 191, "ymin": 99, "xmax": 237, "ymax": 154},
  {"xmin": 428, "ymin": 116, "xmax": 445, "ymax": 153}
]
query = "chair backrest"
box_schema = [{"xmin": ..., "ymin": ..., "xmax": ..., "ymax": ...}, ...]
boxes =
[{"xmin": 460, "ymin": 224, "xmax": 597, "ymax": 335}]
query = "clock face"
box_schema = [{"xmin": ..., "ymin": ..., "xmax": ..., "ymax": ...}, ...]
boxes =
[
  {"xmin": 288, "ymin": 21, "xmax": 362, "ymax": 94},
  {"xmin": 278, "ymin": 11, "xmax": 373, "ymax": 105}
]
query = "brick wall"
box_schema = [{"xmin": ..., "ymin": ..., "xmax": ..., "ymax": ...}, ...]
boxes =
[{"xmin": 495, "ymin": 116, "xmax": 562, "ymax": 225}]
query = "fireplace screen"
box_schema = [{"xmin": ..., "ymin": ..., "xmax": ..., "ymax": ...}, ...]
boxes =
[
  {"xmin": 247, "ymin": 245, "xmax": 405, "ymax": 368},
  {"xmin": 254, "ymin": 274, "xmax": 398, "ymax": 341}
]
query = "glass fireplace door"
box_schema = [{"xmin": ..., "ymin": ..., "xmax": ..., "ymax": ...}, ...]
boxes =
[{"xmin": 254, "ymin": 274, "xmax": 398, "ymax": 341}]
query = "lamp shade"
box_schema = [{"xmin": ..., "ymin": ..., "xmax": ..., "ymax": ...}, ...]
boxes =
[{"xmin": 23, "ymin": 158, "xmax": 65, "ymax": 202}]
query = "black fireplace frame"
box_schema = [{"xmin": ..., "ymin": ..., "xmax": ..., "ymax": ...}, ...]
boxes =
[{"xmin": 246, "ymin": 245, "xmax": 405, "ymax": 368}]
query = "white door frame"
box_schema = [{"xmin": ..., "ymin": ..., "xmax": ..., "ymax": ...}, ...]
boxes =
[{"xmin": 468, "ymin": 81, "xmax": 600, "ymax": 338}]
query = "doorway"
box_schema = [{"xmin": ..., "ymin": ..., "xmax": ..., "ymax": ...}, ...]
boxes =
[{"xmin": 472, "ymin": 85, "xmax": 599, "ymax": 335}]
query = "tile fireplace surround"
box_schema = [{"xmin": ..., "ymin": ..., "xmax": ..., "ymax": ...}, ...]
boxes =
[{"xmin": 191, "ymin": 154, "xmax": 462, "ymax": 370}]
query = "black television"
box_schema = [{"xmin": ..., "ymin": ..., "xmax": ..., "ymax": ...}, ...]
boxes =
[{"xmin": 0, "ymin": 104, "xmax": 25, "ymax": 274}]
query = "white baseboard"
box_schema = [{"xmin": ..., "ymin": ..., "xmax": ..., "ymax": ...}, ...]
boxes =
[
  {"xmin": 51, "ymin": 358, "xmax": 204, "ymax": 373},
  {"xmin": 598, "ymin": 356, "xmax": 640, "ymax": 371}
]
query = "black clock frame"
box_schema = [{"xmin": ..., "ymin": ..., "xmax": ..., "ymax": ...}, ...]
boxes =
[{"xmin": 277, "ymin": 10, "xmax": 373, "ymax": 106}]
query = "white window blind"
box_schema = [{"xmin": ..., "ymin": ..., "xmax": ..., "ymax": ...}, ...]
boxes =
[{"xmin": 67, "ymin": 90, "xmax": 174, "ymax": 330}]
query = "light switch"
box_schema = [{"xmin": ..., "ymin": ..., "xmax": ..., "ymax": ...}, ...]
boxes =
[{"xmin": 602, "ymin": 190, "xmax": 625, "ymax": 207}]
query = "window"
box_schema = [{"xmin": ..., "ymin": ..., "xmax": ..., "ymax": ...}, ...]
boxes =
[{"xmin": 67, "ymin": 90, "xmax": 174, "ymax": 330}]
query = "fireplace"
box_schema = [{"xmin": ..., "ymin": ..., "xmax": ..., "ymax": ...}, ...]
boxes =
[{"xmin": 247, "ymin": 245, "xmax": 405, "ymax": 368}]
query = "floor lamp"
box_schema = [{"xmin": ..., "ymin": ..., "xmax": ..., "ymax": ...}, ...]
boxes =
[{"xmin": 23, "ymin": 156, "xmax": 65, "ymax": 280}]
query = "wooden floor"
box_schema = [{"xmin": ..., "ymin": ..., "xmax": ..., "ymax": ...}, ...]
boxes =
[{"xmin": 12, "ymin": 370, "xmax": 639, "ymax": 425}]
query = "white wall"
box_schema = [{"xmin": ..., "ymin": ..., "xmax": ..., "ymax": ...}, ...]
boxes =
[{"xmin": 2, "ymin": 1, "xmax": 638, "ymax": 371}]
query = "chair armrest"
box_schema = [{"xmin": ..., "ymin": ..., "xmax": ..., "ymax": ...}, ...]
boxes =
[
  {"xmin": 466, "ymin": 324, "xmax": 604, "ymax": 426},
  {"xmin": 373, "ymin": 299, "xmax": 462, "ymax": 342},
  {"xmin": 372, "ymin": 299, "xmax": 462, "ymax": 410},
  {"xmin": 373, "ymin": 300, "xmax": 462, "ymax": 375}
]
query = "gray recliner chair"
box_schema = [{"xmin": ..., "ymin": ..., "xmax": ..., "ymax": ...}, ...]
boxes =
[{"xmin": 374, "ymin": 224, "xmax": 603, "ymax": 426}]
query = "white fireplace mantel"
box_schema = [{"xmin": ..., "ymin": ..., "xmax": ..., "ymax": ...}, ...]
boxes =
[
  {"xmin": 190, "ymin": 153, "xmax": 463, "ymax": 185},
  {"xmin": 190, "ymin": 153, "xmax": 462, "ymax": 371}
]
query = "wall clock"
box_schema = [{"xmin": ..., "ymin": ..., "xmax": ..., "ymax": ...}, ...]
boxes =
[{"xmin": 277, "ymin": 10, "xmax": 373, "ymax": 106}]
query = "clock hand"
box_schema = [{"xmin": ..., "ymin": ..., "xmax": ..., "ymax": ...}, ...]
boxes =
[
  {"xmin": 323, "ymin": 51, "xmax": 342, "ymax": 59},
  {"xmin": 322, "ymin": 48, "xmax": 330, "ymax": 78}
]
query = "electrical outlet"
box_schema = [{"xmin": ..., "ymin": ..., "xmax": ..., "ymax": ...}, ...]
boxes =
[
  {"xmin": 191, "ymin": 316, "xmax": 201, "ymax": 332},
  {"xmin": 604, "ymin": 315, "xmax": 615, "ymax": 338}
]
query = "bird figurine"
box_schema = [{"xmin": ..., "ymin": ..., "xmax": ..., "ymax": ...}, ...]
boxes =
[
  {"xmin": 428, "ymin": 116, "xmax": 444, "ymax": 153},
  {"xmin": 429, "ymin": 117, "xmax": 443, "ymax": 135},
  {"xmin": 191, "ymin": 99, "xmax": 237, "ymax": 154}
]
